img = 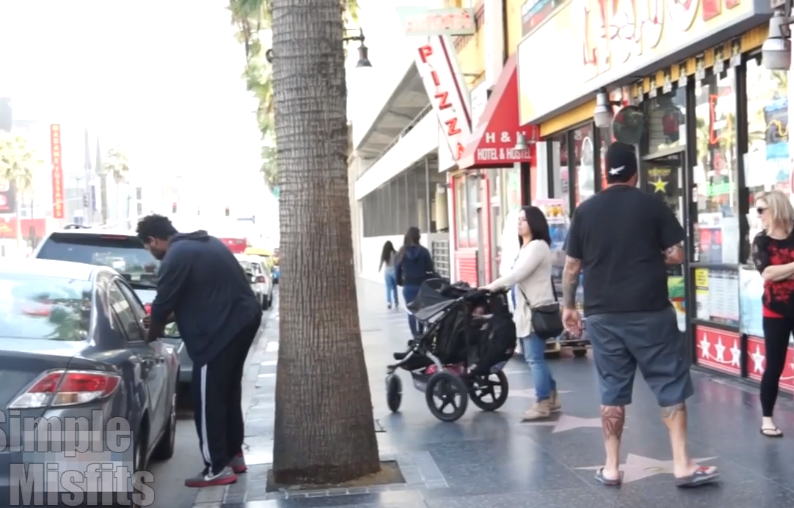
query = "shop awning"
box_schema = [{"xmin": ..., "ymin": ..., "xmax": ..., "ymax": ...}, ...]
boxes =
[{"xmin": 458, "ymin": 56, "xmax": 539, "ymax": 170}]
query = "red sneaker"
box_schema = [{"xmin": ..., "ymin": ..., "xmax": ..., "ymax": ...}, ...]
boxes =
[
  {"xmin": 230, "ymin": 452, "xmax": 247, "ymax": 474},
  {"xmin": 184, "ymin": 468, "xmax": 238, "ymax": 488}
]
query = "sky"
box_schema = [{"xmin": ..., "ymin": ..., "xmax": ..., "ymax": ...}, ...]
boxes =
[{"xmin": 0, "ymin": 0, "xmax": 424, "ymax": 212}]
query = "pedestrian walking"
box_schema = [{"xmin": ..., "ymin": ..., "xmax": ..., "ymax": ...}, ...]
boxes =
[
  {"xmin": 562, "ymin": 142, "xmax": 719, "ymax": 488},
  {"xmin": 379, "ymin": 241, "xmax": 399, "ymax": 309},
  {"xmin": 751, "ymin": 190, "xmax": 794, "ymax": 438},
  {"xmin": 482, "ymin": 206, "xmax": 560, "ymax": 420},
  {"xmin": 138, "ymin": 214, "xmax": 262, "ymax": 488},
  {"xmin": 395, "ymin": 227, "xmax": 435, "ymax": 336}
]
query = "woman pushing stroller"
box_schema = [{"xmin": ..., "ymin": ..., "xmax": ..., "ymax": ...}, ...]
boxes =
[
  {"xmin": 482, "ymin": 206, "xmax": 561, "ymax": 421},
  {"xmin": 395, "ymin": 227, "xmax": 435, "ymax": 336}
]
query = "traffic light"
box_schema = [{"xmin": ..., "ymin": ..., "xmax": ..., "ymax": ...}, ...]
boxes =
[
  {"xmin": 224, "ymin": 206, "xmax": 230, "ymax": 217},
  {"xmin": 172, "ymin": 202, "xmax": 177, "ymax": 214}
]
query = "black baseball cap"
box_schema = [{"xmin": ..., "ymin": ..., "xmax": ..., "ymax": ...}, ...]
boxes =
[{"xmin": 605, "ymin": 142, "xmax": 638, "ymax": 183}]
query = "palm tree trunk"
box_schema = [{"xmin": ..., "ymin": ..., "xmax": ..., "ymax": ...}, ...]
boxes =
[
  {"xmin": 14, "ymin": 187, "xmax": 22, "ymax": 255},
  {"xmin": 270, "ymin": 0, "xmax": 379, "ymax": 485}
]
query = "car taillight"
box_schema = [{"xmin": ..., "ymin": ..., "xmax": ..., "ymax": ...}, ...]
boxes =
[
  {"xmin": 256, "ymin": 275, "xmax": 265, "ymax": 283},
  {"xmin": 9, "ymin": 370, "xmax": 121, "ymax": 408},
  {"xmin": 144, "ymin": 303, "xmax": 152, "ymax": 315}
]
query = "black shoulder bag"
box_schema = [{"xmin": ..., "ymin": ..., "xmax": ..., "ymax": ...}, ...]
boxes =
[{"xmin": 518, "ymin": 277, "xmax": 564, "ymax": 340}]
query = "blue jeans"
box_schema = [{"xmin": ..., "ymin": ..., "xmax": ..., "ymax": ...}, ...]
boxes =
[
  {"xmin": 403, "ymin": 285, "xmax": 422, "ymax": 336},
  {"xmin": 384, "ymin": 270, "xmax": 398, "ymax": 306},
  {"xmin": 522, "ymin": 333, "xmax": 557, "ymax": 402}
]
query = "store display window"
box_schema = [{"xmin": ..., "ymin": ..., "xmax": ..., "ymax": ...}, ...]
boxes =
[
  {"xmin": 645, "ymin": 87, "xmax": 687, "ymax": 156},
  {"xmin": 744, "ymin": 56, "xmax": 788, "ymax": 246},
  {"xmin": 692, "ymin": 69, "xmax": 740, "ymax": 266},
  {"xmin": 691, "ymin": 69, "xmax": 740, "ymax": 329},
  {"xmin": 572, "ymin": 124, "xmax": 595, "ymax": 205},
  {"xmin": 454, "ymin": 175, "xmax": 469, "ymax": 248}
]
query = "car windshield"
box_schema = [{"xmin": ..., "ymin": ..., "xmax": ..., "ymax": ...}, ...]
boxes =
[
  {"xmin": 37, "ymin": 233, "xmax": 159, "ymax": 287},
  {"xmin": 0, "ymin": 274, "xmax": 91, "ymax": 341}
]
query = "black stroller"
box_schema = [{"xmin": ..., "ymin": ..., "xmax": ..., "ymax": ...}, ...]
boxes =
[{"xmin": 385, "ymin": 279, "xmax": 517, "ymax": 422}]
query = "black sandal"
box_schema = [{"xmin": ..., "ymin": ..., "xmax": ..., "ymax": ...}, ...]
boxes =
[
  {"xmin": 761, "ymin": 427, "xmax": 784, "ymax": 438},
  {"xmin": 594, "ymin": 468, "xmax": 621, "ymax": 486},
  {"xmin": 675, "ymin": 466, "xmax": 719, "ymax": 488}
]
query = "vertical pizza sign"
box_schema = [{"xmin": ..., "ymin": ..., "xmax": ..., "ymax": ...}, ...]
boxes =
[{"xmin": 50, "ymin": 125, "xmax": 65, "ymax": 219}]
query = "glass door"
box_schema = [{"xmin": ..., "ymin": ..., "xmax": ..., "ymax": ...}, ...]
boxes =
[{"xmin": 642, "ymin": 151, "xmax": 688, "ymax": 332}]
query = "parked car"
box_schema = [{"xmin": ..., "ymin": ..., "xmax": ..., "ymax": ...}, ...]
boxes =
[
  {"xmin": 0, "ymin": 259, "xmax": 179, "ymax": 502},
  {"xmin": 244, "ymin": 247, "xmax": 278, "ymax": 286},
  {"xmin": 32, "ymin": 226, "xmax": 192, "ymax": 387},
  {"xmin": 235, "ymin": 254, "xmax": 273, "ymax": 310}
]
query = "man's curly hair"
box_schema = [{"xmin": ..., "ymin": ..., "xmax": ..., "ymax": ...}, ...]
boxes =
[{"xmin": 136, "ymin": 214, "xmax": 178, "ymax": 242}]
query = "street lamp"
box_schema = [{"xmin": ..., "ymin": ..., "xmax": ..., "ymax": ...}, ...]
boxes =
[
  {"xmin": 514, "ymin": 133, "xmax": 528, "ymax": 151},
  {"xmin": 762, "ymin": 10, "xmax": 793, "ymax": 70},
  {"xmin": 264, "ymin": 28, "xmax": 372, "ymax": 67},
  {"xmin": 594, "ymin": 88, "xmax": 618, "ymax": 128}
]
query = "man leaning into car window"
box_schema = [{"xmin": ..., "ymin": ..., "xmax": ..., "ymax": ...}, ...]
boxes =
[{"xmin": 137, "ymin": 214, "xmax": 262, "ymax": 488}]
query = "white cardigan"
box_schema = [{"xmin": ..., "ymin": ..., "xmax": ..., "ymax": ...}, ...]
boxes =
[{"xmin": 484, "ymin": 239, "xmax": 555, "ymax": 337}]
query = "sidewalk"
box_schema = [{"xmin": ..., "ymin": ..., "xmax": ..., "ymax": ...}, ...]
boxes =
[{"xmin": 193, "ymin": 279, "xmax": 794, "ymax": 508}]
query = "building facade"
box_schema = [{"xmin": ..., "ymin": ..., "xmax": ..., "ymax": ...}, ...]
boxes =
[{"xmin": 517, "ymin": 0, "xmax": 789, "ymax": 389}]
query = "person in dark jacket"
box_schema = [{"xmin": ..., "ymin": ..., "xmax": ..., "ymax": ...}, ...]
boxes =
[
  {"xmin": 395, "ymin": 226, "xmax": 434, "ymax": 336},
  {"xmin": 137, "ymin": 214, "xmax": 261, "ymax": 488}
]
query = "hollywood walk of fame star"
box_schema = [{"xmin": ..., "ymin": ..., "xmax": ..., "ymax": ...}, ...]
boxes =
[
  {"xmin": 714, "ymin": 337, "xmax": 726, "ymax": 362},
  {"xmin": 511, "ymin": 388, "xmax": 573, "ymax": 399},
  {"xmin": 698, "ymin": 335, "xmax": 711, "ymax": 359},
  {"xmin": 522, "ymin": 414, "xmax": 614, "ymax": 434},
  {"xmin": 751, "ymin": 345, "xmax": 765, "ymax": 374},
  {"xmin": 729, "ymin": 340, "xmax": 741, "ymax": 367},
  {"xmin": 576, "ymin": 454, "xmax": 718, "ymax": 484},
  {"xmin": 651, "ymin": 178, "xmax": 668, "ymax": 193}
]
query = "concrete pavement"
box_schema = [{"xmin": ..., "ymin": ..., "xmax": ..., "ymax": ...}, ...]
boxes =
[{"xmin": 191, "ymin": 279, "xmax": 794, "ymax": 508}]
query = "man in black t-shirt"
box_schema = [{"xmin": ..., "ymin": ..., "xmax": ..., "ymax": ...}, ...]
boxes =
[{"xmin": 562, "ymin": 142, "xmax": 719, "ymax": 489}]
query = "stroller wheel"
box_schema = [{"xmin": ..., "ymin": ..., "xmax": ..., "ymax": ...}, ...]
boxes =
[
  {"xmin": 469, "ymin": 371, "xmax": 509, "ymax": 411},
  {"xmin": 425, "ymin": 371, "xmax": 468, "ymax": 422},
  {"xmin": 386, "ymin": 374, "xmax": 402, "ymax": 413}
]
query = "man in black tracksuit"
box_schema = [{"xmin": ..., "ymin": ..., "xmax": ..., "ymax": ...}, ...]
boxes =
[{"xmin": 137, "ymin": 215, "xmax": 261, "ymax": 488}]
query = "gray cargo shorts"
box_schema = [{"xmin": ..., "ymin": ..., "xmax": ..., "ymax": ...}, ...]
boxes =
[{"xmin": 587, "ymin": 307, "xmax": 693, "ymax": 407}]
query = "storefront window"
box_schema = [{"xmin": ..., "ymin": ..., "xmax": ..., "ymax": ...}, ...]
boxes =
[
  {"xmin": 454, "ymin": 173, "xmax": 481, "ymax": 249},
  {"xmin": 745, "ymin": 57, "xmax": 788, "ymax": 244},
  {"xmin": 692, "ymin": 70, "xmax": 740, "ymax": 330},
  {"xmin": 646, "ymin": 87, "xmax": 687, "ymax": 155},
  {"xmin": 572, "ymin": 124, "xmax": 595, "ymax": 205},
  {"xmin": 504, "ymin": 167, "xmax": 521, "ymax": 212},
  {"xmin": 598, "ymin": 126, "xmax": 611, "ymax": 190},
  {"xmin": 454, "ymin": 175, "xmax": 468, "ymax": 248},
  {"xmin": 692, "ymin": 69, "xmax": 740, "ymax": 266},
  {"xmin": 466, "ymin": 174, "xmax": 480, "ymax": 245},
  {"xmin": 554, "ymin": 135, "xmax": 570, "ymax": 216}
]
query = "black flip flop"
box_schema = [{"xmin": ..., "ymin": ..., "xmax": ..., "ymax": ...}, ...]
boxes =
[
  {"xmin": 675, "ymin": 466, "xmax": 719, "ymax": 488},
  {"xmin": 595, "ymin": 468, "xmax": 621, "ymax": 486},
  {"xmin": 761, "ymin": 427, "xmax": 784, "ymax": 438}
]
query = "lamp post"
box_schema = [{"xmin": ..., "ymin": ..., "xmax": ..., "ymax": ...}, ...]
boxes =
[
  {"xmin": 763, "ymin": 2, "xmax": 793, "ymax": 70},
  {"xmin": 265, "ymin": 28, "xmax": 372, "ymax": 67}
]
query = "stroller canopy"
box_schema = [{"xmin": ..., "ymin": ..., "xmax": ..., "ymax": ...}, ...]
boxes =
[{"xmin": 407, "ymin": 279, "xmax": 472, "ymax": 322}]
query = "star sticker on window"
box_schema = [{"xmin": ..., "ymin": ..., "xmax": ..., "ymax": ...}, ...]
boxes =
[{"xmin": 651, "ymin": 177, "xmax": 668, "ymax": 193}]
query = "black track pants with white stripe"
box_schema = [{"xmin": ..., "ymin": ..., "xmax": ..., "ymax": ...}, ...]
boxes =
[{"xmin": 191, "ymin": 314, "xmax": 261, "ymax": 475}]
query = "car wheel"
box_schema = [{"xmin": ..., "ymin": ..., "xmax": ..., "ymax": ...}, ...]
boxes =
[
  {"xmin": 151, "ymin": 392, "xmax": 177, "ymax": 461},
  {"xmin": 262, "ymin": 293, "xmax": 269, "ymax": 310}
]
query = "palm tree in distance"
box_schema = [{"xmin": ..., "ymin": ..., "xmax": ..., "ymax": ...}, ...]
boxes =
[
  {"xmin": 0, "ymin": 133, "xmax": 42, "ymax": 254},
  {"xmin": 228, "ymin": 0, "xmax": 359, "ymax": 191},
  {"xmin": 104, "ymin": 146, "xmax": 131, "ymax": 227}
]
